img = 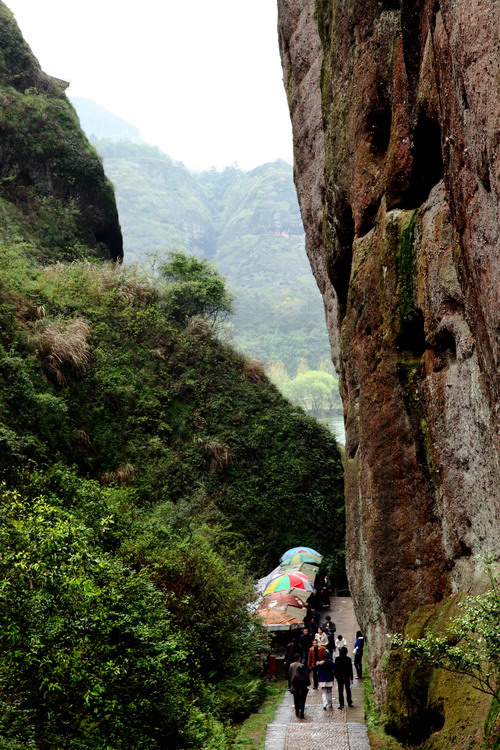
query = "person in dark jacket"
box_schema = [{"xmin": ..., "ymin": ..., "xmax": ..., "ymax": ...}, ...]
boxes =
[
  {"xmin": 325, "ymin": 626, "xmax": 335, "ymax": 655},
  {"xmin": 316, "ymin": 651, "xmax": 335, "ymax": 709},
  {"xmin": 353, "ymin": 630, "xmax": 365, "ymax": 679},
  {"xmin": 321, "ymin": 615, "xmax": 336, "ymax": 634},
  {"xmin": 299, "ymin": 627, "xmax": 313, "ymax": 665},
  {"xmin": 291, "ymin": 664, "xmax": 310, "ymax": 719},
  {"xmin": 285, "ymin": 638, "xmax": 300, "ymax": 686},
  {"xmin": 334, "ymin": 646, "xmax": 353, "ymax": 709},
  {"xmin": 288, "ymin": 654, "xmax": 303, "ymax": 688}
]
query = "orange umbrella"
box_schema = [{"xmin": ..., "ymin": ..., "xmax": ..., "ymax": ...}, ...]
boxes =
[{"xmin": 256, "ymin": 607, "xmax": 304, "ymax": 631}]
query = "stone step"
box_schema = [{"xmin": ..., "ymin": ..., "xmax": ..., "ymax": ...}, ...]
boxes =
[{"xmin": 264, "ymin": 597, "xmax": 370, "ymax": 749}]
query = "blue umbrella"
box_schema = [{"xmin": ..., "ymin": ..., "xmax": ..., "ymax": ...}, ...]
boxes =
[{"xmin": 280, "ymin": 546, "xmax": 322, "ymax": 562}]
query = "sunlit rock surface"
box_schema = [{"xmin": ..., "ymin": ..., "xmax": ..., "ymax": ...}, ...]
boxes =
[{"xmin": 278, "ymin": 0, "xmax": 500, "ymax": 741}]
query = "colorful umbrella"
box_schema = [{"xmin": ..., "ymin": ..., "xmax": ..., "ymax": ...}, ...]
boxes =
[
  {"xmin": 255, "ymin": 565, "xmax": 282, "ymax": 595},
  {"xmin": 280, "ymin": 546, "xmax": 322, "ymax": 562},
  {"xmin": 264, "ymin": 592, "xmax": 308, "ymax": 611},
  {"xmin": 278, "ymin": 562, "xmax": 319, "ymax": 581},
  {"xmin": 263, "ymin": 571, "xmax": 315, "ymax": 596},
  {"xmin": 279, "ymin": 552, "xmax": 322, "ymax": 569}
]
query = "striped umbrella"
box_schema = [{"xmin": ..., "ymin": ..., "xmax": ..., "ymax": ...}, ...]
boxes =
[
  {"xmin": 279, "ymin": 552, "xmax": 322, "ymax": 569},
  {"xmin": 263, "ymin": 571, "xmax": 315, "ymax": 597},
  {"xmin": 255, "ymin": 566, "xmax": 282, "ymax": 595},
  {"xmin": 280, "ymin": 546, "xmax": 322, "ymax": 562}
]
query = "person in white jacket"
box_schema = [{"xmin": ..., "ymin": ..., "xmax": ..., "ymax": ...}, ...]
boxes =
[
  {"xmin": 316, "ymin": 627, "xmax": 329, "ymax": 649},
  {"xmin": 334, "ymin": 634, "xmax": 347, "ymax": 654}
]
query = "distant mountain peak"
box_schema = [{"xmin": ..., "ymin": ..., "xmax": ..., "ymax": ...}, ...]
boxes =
[{"xmin": 71, "ymin": 97, "xmax": 144, "ymax": 143}]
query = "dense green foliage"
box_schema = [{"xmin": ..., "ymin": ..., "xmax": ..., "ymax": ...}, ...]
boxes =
[
  {"xmin": 77, "ymin": 123, "xmax": 331, "ymax": 374},
  {"xmin": 0, "ymin": 241, "xmax": 344, "ymax": 748},
  {"xmin": 280, "ymin": 370, "xmax": 342, "ymax": 414}
]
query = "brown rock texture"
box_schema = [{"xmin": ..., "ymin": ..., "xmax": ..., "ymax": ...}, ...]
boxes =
[{"xmin": 278, "ymin": 0, "xmax": 500, "ymax": 740}]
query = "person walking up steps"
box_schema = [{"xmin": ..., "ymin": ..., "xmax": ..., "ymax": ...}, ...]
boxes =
[
  {"xmin": 334, "ymin": 646, "xmax": 354, "ymax": 709},
  {"xmin": 288, "ymin": 653, "xmax": 302, "ymax": 688},
  {"xmin": 307, "ymin": 638, "xmax": 326, "ymax": 688},
  {"xmin": 291, "ymin": 664, "xmax": 310, "ymax": 719},
  {"xmin": 316, "ymin": 651, "xmax": 335, "ymax": 710}
]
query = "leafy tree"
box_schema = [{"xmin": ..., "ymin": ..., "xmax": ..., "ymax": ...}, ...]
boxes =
[
  {"xmin": 158, "ymin": 251, "xmax": 234, "ymax": 326},
  {"xmin": 0, "ymin": 484, "xmax": 194, "ymax": 749},
  {"xmin": 282, "ymin": 370, "xmax": 340, "ymax": 413}
]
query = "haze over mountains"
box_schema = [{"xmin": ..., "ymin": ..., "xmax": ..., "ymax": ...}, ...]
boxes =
[{"xmin": 72, "ymin": 97, "xmax": 332, "ymax": 377}]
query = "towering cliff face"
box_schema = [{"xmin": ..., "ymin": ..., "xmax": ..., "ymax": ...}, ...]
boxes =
[
  {"xmin": 279, "ymin": 0, "xmax": 500, "ymax": 740},
  {"xmin": 0, "ymin": 3, "xmax": 122, "ymax": 261}
]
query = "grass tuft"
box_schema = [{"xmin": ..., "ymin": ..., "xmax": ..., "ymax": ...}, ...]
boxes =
[
  {"xmin": 30, "ymin": 316, "xmax": 91, "ymax": 384},
  {"xmin": 241, "ymin": 357, "xmax": 266, "ymax": 384}
]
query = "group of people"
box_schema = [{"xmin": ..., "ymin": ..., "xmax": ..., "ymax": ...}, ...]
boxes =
[{"xmin": 285, "ymin": 612, "xmax": 364, "ymax": 719}]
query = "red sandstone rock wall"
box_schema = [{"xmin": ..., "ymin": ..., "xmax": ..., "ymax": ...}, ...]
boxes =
[{"xmin": 278, "ymin": 0, "xmax": 500, "ymax": 707}]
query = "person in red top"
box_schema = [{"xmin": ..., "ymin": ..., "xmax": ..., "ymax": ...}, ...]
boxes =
[{"xmin": 307, "ymin": 639, "xmax": 326, "ymax": 688}]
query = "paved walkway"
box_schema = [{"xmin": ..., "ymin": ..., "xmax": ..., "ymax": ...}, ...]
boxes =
[{"xmin": 264, "ymin": 597, "xmax": 370, "ymax": 750}]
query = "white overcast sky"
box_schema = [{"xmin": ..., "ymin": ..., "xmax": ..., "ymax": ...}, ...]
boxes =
[{"xmin": 6, "ymin": 0, "xmax": 294, "ymax": 171}]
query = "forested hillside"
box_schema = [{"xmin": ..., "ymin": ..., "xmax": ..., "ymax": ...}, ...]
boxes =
[
  {"xmin": 0, "ymin": 7, "xmax": 344, "ymax": 747},
  {"xmin": 72, "ymin": 102, "xmax": 332, "ymax": 376}
]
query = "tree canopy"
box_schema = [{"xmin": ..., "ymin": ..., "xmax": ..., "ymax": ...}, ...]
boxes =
[{"xmin": 158, "ymin": 251, "xmax": 234, "ymax": 326}]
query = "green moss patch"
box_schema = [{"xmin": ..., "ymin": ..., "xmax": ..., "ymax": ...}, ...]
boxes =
[{"xmin": 385, "ymin": 597, "xmax": 495, "ymax": 749}]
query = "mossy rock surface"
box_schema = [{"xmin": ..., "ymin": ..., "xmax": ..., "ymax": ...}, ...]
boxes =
[{"xmin": 385, "ymin": 596, "xmax": 494, "ymax": 749}]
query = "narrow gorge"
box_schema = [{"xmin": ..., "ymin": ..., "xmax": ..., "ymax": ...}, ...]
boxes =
[{"xmin": 278, "ymin": 0, "xmax": 500, "ymax": 745}]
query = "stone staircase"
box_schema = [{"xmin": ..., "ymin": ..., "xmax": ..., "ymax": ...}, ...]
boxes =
[{"xmin": 264, "ymin": 597, "xmax": 370, "ymax": 750}]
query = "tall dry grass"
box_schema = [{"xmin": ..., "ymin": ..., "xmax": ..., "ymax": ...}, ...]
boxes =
[
  {"xmin": 30, "ymin": 317, "xmax": 91, "ymax": 384},
  {"xmin": 241, "ymin": 356, "xmax": 265, "ymax": 384},
  {"xmin": 39, "ymin": 261, "xmax": 157, "ymax": 305},
  {"xmin": 100, "ymin": 463, "xmax": 135, "ymax": 486},
  {"xmin": 196, "ymin": 438, "xmax": 232, "ymax": 471}
]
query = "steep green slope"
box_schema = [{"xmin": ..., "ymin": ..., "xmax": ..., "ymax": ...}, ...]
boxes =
[
  {"xmin": 83, "ymin": 130, "xmax": 330, "ymax": 373},
  {"xmin": 0, "ymin": 245, "xmax": 345, "ymax": 749},
  {"xmin": 91, "ymin": 139, "xmax": 215, "ymax": 260},
  {"xmin": 0, "ymin": 252, "xmax": 344, "ymax": 574},
  {"xmin": 0, "ymin": 3, "xmax": 122, "ymax": 262}
]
